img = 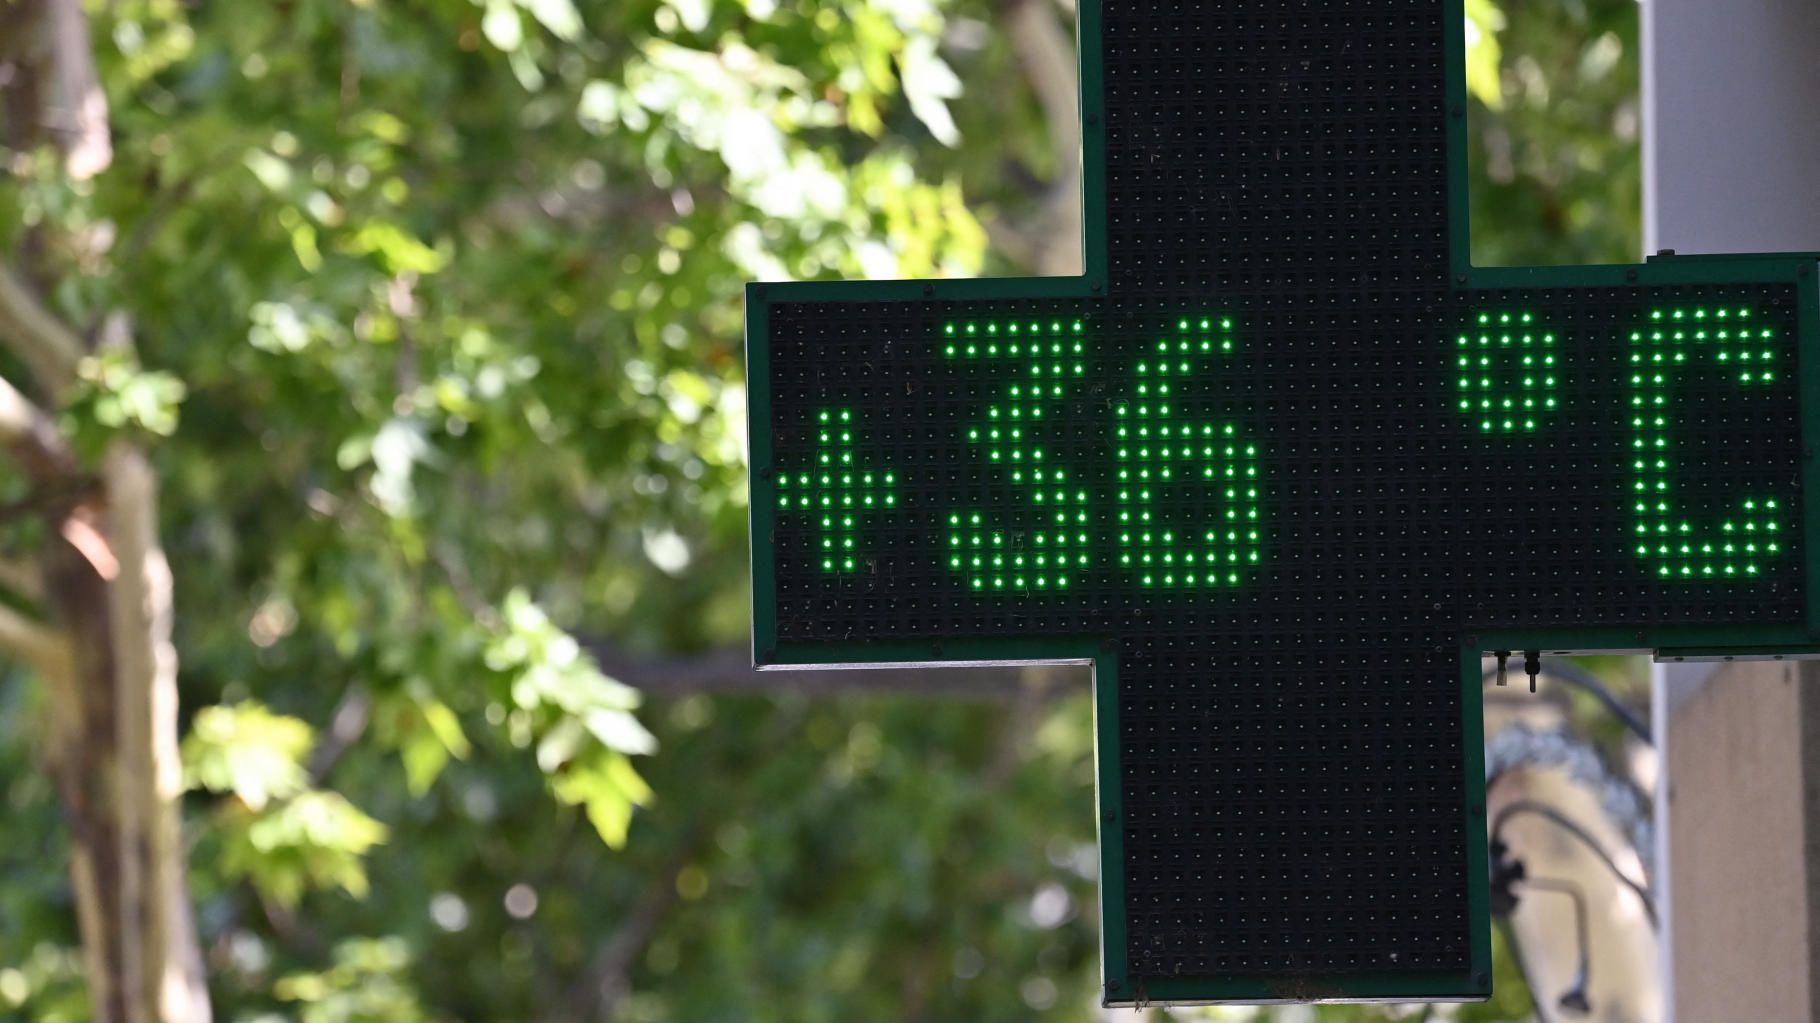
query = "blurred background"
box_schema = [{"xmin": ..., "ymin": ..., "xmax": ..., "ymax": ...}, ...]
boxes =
[{"xmin": 0, "ymin": 0, "xmax": 1654, "ymax": 1020}]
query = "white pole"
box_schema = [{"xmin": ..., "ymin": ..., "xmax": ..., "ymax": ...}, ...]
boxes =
[
  {"xmin": 1643, "ymin": 0, "xmax": 1820, "ymax": 255},
  {"xmin": 1650, "ymin": 661, "xmax": 1673, "ymax": 1023},
  {"xmin": 1645, "ymin": 0, "xmax": 1820, "ymax": 1016},
  {"xmin": 1650, "ymin": 662, "xmax": 1716, "ymax": 1023}
]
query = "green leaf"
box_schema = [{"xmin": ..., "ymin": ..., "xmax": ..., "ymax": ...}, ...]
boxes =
[
  {"xmin": 418, "ymin": 692, "xmax": 471, "ymax": 760},
  {"xmin": 400, "ymin": 735, "xmax": 449, "ymax": 797},
  {"xmin": 549, "ymin": 752, "xmax": 652, "ymax": 848},
  {"xmin": 523, "ymin": 0, "xmax": 584, "ymax": 41},
  {"xmin": 660, "ymin": 0, "xmax": 710, "ymax": 34},
  {"xmin": 1465, "ymin": 0, "xmax": 1507, "ymax": 109},
  {"xmin": 900, "ymin": 36, "xmax": 961, "ymax": 146},
  {"xmin": 219, "ymin": 791, "xmax": 388, "ymax": 908},
  {"xmin": 183, "ymin": 702, "xmax": 313, "ymax": 811},
  {"xmin": 274, "ymin": 939, "xmax": 435, "ymax": 1022},
  {"xmin": 339, "ymin": 221, "xmax": 448, "ymax": 275},
  {"xmin": 481, "ymin": 2, "xmax": 524, "ymax": 51},
  {"xmin": 534, "ymin": 716, "xmax": 587, "ymax": 772},
  {"xmin": 582, "ymin": 708, "xmax": 657, "ymax": 756}
]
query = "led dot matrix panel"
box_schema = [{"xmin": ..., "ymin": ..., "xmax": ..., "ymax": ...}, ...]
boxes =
[{"xmin": 746, "ymin": 0, "xmax": 1820, "ymax": 1006}]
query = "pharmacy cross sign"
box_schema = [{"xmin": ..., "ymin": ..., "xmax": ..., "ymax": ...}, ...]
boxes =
[{"xmin": 744, "ymin": 0, "xmax": 1819, "ymax": 1007}]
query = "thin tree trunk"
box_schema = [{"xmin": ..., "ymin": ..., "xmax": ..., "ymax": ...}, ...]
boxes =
[
  {"xmin": 0, "ymin": 2, "xmax": 211, "ymax": 1020},
  {"xmin": 43, "ymin": 494, "xmax": 136, "ymax": 1023}
]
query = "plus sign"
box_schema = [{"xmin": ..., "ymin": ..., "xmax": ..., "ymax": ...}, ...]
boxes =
[{"xmin": 747, "ymin": 0, "xmax": 1817, "ymax": 1005}]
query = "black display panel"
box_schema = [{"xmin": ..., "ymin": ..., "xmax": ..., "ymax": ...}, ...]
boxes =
[{"xmin": 746, "ymin": 0, "xmax": 1818, "ymax": 1005}]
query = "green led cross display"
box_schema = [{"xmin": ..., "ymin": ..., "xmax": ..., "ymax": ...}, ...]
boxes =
[
  {"xmin": 1628, "ymin": 306, "xmax": 1782, "ymax": 578},
  {"xmin": 1456, "ymin": 311, "xmax": 1558, "ymax": 432},
  {"xmin": 774, "ymin": 408, "xmax": 896, "ymax": 573},
  {"xmin": 938, "ymin": 316, "xmax": 1266, "ymax": 591},
  {"xmin": 1115, "ymin": 322, "xmax": 1262, "ymax": 587},
  {"xmin": 943, "ymin": 319, "xmax": 1089, "ymax": 592},
  {"xmin": 746, "ymin": 0, "xmax": 1820, "ymax": 1008}
]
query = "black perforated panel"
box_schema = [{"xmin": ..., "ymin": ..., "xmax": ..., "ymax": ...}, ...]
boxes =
[
  {"xmin": 765, "ymin": 283, "xmax": 1800, "ymax": 980},
  {"xmin": 748, "ymin": 0, "xmax": 1812, "ymax": 1000}
]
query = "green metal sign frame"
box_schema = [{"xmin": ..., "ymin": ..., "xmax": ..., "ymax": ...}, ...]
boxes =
[{"xmin": 745, "ymin": 0, "xmax": 1820, "ymax": 1006}]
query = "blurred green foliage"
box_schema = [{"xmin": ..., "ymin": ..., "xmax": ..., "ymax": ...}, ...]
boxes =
[
  {"xmin": 0, "ymin": 0, "xmax": 1640, "ymax": 1019},
  {"xmin": 1467, "ymin": 0, "xmax": 1642, "ymax": 266}
]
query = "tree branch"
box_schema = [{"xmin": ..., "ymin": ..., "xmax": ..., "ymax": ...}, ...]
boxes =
[
  {"xmin": 306, "ymin": 684, "xmax": 371, "ymax": 784},
  {"xmin": 0, "ymin": 372, "xmax": 79, "ymax": 480},
  {"xmin": 560, "ymin": 829, "xmax": 702, "ymax": 1022},
  {"xmin": 101, "ymin": 445, "xmax": 211, "ymax": 1021},
  {"xmin": 582, "ymin": 641, "xmax": 1088, "ymax": 700},
  {"xmin": 0, "ymin": 554, "xmax": 44, "ymax": 602},
  {"xmin": 999, "ymin": 0, "xmax": 1082, "ymax": 276},
  {"xmin": 0, "ymin": 261, "xmax": 83, "ymax": 395},
  {"xmin": 1005, "ymin": 0, "xmax": 1080, "ymax": 178},
  {"xmin": 0, "ymin": 598, "xmax": 66, "ymax": 672},
  {"xmin": 39, "ymin": 0, "xmax": 111, "ymax": 179}
]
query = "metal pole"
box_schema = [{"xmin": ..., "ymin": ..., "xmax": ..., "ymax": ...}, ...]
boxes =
[
  {"xmin": 1645, "ymin": 0, "xmax": 1820, "ymax": 1017},
  {"xmin": 1643, "ymin": 0, "xmax": 1820, "ymax": 255}
]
